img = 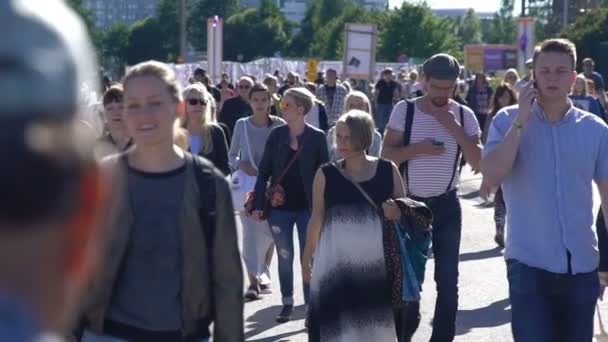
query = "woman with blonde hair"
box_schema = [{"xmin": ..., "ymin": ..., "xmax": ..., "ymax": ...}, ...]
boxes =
[
  {"xmin": 327, "ymin": 91, "xmax": 382, "ymax": 161},
  {"xmin": 251, "ymin": 87, "xmax": 329, "ymax": 323},
  {"xmin": 570, "ymin": 74, "xmax": 602, "ymax": 118},
  {"xmin": 181, "ymin": 83, "xmax": 230, "ymax": 175},
  {"xmin": 81, "ymin": 60, "xmax": 242, "ymax": 341}
]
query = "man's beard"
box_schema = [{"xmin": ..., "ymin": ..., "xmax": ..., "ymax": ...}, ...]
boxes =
[{"xmin": 431, "ymin": 97, "xmax": 449, "ymax": 107}]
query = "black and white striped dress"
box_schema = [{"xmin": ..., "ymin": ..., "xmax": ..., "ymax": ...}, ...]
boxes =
[{"xmin": 308, "ymin": 160, "xmax": 395, "ymax": 342}]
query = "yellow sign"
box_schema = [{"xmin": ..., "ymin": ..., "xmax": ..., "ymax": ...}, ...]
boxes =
[
  {"xmin": 465, "ymin": 46, "xmax": 484, "ymax": 73},
  {"xmin": 307, "ymin": 59, "xmax": 319, "ymax": 82}
]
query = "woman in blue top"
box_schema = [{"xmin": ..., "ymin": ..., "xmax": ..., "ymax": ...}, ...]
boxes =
[{"xmin": 570, "ymin": 74, "xmax": 602, "ymax": 118}]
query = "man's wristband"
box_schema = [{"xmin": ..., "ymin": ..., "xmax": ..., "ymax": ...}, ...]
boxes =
[{"xmin": 512, "ymin": 121, "xmax": 524, "ymax": 137}]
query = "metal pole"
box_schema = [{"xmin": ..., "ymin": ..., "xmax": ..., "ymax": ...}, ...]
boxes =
[
  {"xmin": 179, "ymin": 0, "xmax": 187, "ymax": 61},
  {"xmin": 521, "ymin": 0, "xmax": 526, "ymax": 17},
  {"xmin": 563, "ymin": 0, "xmax": 569, "ymax": 28}
]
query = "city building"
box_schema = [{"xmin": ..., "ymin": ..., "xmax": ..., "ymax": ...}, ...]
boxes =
[
  {"xmin": 84, "ymin": 0, "xmax": 157, "ymax": 29},
  {"xmin": 432, "ymin": 8, "xmax": 496, "ymax": 20}
]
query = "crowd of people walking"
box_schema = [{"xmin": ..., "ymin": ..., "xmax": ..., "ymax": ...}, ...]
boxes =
[{"xmin": 4, "ymin": 1, "xmax": 608, "ymax": 341}]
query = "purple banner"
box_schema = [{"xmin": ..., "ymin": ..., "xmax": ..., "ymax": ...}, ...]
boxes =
[{"xmin": 484, "ymin": 48, "xmax": 504, "ymax": 72}]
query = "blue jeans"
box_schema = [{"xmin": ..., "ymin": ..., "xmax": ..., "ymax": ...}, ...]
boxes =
[
  {"xmin": 269, "ymin": 209, "xmax": 311, "ymax": 305},
  {"xmin": 507, "ymin": 260, "xmax": 599, "ymax": 342},
  {"xmin": 410, "ymin": 190, "xmax": 462, "ymax": 342},
  {"xmin": 376, "ymin": 103, "xmax": 394, "ymax": 133}
]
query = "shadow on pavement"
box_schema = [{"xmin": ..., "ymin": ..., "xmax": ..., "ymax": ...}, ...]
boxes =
[
  {"xmin": 460, "ymin": 247, "xmax": 503, "ymax": 262},
  {"xmin": 247, "ymin": 329, "xmax": 308, "ymax": 342},
  {"xmin": 245, "ymin": 304, "xmax": 306, "ymax": 341},
  {"xmin": 459, "ymin": 190, "xmax": 480, "ymax": 200},
  {"xmin": 456, "ymin": 298, "xmax": 511, "ymax": 336}
]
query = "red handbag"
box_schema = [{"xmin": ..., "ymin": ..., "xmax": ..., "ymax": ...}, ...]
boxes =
[{"xmin": 245, "ymin": 147, "xmax": 302, "ymax": 218}]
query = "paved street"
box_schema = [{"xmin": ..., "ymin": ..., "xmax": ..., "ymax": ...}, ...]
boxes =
[{"xmin": 239, "ymin": 168, "xmax": 608, "ymax": 341}]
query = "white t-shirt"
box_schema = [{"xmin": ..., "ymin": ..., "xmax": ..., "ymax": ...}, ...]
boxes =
[
  {"xmin": 305, "ymin": 103, "xmax": 321, "ymax": 129},
  {"xmin": 387, "ymin": 99, "xmax": 481, "ymax": 197}
]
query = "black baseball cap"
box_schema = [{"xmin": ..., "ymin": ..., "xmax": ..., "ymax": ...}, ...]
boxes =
[{"xmin": 422, "ymin": 54, "xmax": 461, "ymax": 81}]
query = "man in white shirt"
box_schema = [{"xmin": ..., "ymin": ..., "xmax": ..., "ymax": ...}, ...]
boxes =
[{"xmin": 382, "ymin": 54, "xmax": 482, "ymax": 342}]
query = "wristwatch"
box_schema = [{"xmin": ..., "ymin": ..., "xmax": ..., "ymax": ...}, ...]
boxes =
[{"xmin": 512, "ymin": 120, "xmax": 524, "ymax": 137}]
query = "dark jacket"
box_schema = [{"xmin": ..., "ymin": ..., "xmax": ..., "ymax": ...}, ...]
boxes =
[
  {"xmin": 219, "ymin": 96, "xmax": 252, "ymax": 139},
  {"xmin": 254, "ymin": 124, "xmax": 329, "ymax": 211},
  {"xmin": 465, "ymin": 84, "xmax": 493, "ymax": 115},
  {"xmin": 193, "ymin": 123, "xmax": 230, "ymax": 175},
  {"xmin": 83, "ymin": 153, "xmax": 243, "ymax": 341},
  {"xmin": 317, "ymin": 102, "xmax": 329, "ymax": 132}
]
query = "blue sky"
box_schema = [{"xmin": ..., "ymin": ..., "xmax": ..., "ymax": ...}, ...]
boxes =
[{"xmin": 388, "ymin": 0, "xmax": 512, "ymax": 13}]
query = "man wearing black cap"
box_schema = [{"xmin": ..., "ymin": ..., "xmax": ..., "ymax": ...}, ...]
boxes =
[
  {"xmin": 382, "ymin": 53, "xmax": 482, "ymax": 342},
  {"xmin": 0, "ymin": 0, "xmax": 113, "ymax": 340}
]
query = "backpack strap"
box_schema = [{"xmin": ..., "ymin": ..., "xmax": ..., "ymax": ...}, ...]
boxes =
[
  {"xmin": 446, "ymin": 105, "xmax": 465, "ymax": 192},
  {"xmin": 398, "ymin": 100, "xmax": 415, "ymax": 190},
  {"xmin": 188, "ymin": 153, "xmax": 217, "ymax": 247}
]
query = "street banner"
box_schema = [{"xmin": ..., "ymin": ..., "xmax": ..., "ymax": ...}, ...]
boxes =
[
  {"xmin": 343, "ymin": 23, "xmax": 377, "ymax": 81},
  {"xmin": 207, "ymin": 15, "xmax": 223, "ymax": 84}
]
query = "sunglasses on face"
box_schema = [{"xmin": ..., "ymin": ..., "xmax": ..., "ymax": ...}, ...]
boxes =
[
  {"xmin": 239, "ymin": 85, "xmax": 251, "ymax": 90},
  {"xmin": 280, "ymin": 101, "xmax": 291, "ymax": 111},
  {"xmin": 187, "ymin": 98, "xmax": 207, "ymax": 106}
]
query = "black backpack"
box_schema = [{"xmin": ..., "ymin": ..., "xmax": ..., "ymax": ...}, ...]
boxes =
[
  {"xmin": 188, "ymin": 153, "xmax": 218, "ymax": 247},
  {"xmin": 399, "ymin": 100, "xmax": 464, "ymax": 193}
]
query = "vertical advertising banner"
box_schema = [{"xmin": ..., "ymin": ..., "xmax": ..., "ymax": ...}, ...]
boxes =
[
  {"xmin": 207, "ymin": 16, "xmax": 223, "ymax": 84},
  {"xmin": 517, "ymin": 17, "xmax": 535, "ymax": 72},
  {"xmin": 343, "ymin": 23, "xmax": 377, "ymax": 81},
  {"xmin": 484, "ymin": 48, "xmax": 504, "ymax": 72}
]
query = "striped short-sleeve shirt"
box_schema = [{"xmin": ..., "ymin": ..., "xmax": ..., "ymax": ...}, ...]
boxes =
[{"xmin": 387, "ymin": 99, "xmax": 480, "ymax": 197}]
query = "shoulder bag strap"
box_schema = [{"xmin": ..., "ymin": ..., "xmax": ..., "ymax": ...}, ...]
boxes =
[
  {"xmin": 446, "ymin": 106, "xmax": 465, "ymax": 192},
  {"xmin": 274, "ymin": 146, "xmax": 302, "ymax": 186},
  {"xmin": 399, "ymin": 100, "xmax": 415, "ymax": 190},
  {"xmin": 243, "ymin": 119, "xmax": 257, "ymax": 171},
  {"xmin": 332, "ymin": 161, "xmax": 379, "ymax": 211}
]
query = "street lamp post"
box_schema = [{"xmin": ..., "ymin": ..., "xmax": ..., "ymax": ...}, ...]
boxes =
[{"xmin": 179, "ymin": 0, "xmax": 187, "ymax": 62}]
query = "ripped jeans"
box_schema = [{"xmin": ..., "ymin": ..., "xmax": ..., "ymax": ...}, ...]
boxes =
[{"xmin": 268, "ymin": 209, "xmax": 311, "ymax": 306}]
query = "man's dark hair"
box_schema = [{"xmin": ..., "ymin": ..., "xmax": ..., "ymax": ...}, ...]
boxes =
[
  {"xmin": 533, "ymin": 38, "xmax": 577, "ymax": 71},
  {"xmin": 102, "ymin": 84, "xmax": 124, "ymax": 106},
  {"xmin": 194, "ymin": 68, "xmax": 206, "ymax": 77}
]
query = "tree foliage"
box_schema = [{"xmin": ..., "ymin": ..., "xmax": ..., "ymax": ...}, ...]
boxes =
[
  {"xmin": 378, "ymin": 3, "xmax": 460, "ymax": 62},
  {"xmin": 188, "ymin": 0, "xmax": 239, "ymax": 51},
  {"xmin": 560, "ymin": 8, "xmax": 608, "ymax": 70},
  {"xmin": 223, "ymin": 1, "xmax": 293, "ymax": 61},
  {"xmin": 453, "ymin": 9, "xmax": 482, "ymax": 48},
  {"xmin": 481, "ymin": 0, "xmax": 517, "ymax": 45}
]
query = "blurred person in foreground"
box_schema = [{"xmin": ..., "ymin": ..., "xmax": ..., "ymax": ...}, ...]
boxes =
[{"xmin": 0, "ymin": 0, "xmax": 113, "ymax": 340}]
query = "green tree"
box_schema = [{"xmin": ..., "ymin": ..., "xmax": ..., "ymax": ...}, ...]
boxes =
[
  {"xmin": 454, "ymin": 9, "xmax": 483, "ymax": 47},
  {"xmin": 289, "ymin": 0, "xmax": 353, "ymax": 58},
  {"xmin": 308, "ymin": 3, "xmax": 384, "ymax": 60},
  {"xmin": 223, "ymin": 1, "xmax": 293, "ymax": 61},
  {"xmin": 188, "ymin": 0, "xmax": 239, "ymax": 50},
  {"xmin": 100, "ymin": 22, "xmax": 132, "ymax": 73},
  {"xmin": 560, "ymin": 7, "xmax": 608, "ymax": 70},
  {"xmin": 481, "ymin": 0, "xmax": 517, "ymax": 44},
  {"xmin": 378, "ymin": 3, "xmax": 460, "ymax": 62},
  {"xmin": 66, "ymin": 0, "xmax": 102, "ymax": 52},
  {"xmin": 125, "ymin": 17, "xmax": 167, "ymax": 65}
]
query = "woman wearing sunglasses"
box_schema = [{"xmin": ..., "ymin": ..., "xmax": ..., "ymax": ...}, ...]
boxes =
[
  {"xmin": 251, "ymin": 87, "xmax": 329, "ymax": 323},
  {"xmin": 180, "ymin": 83, "xmax": 230, "ymax": 175},
  {"xmin": 229, "ymin": 83, "xmax": 286, "ymax": 301}
]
